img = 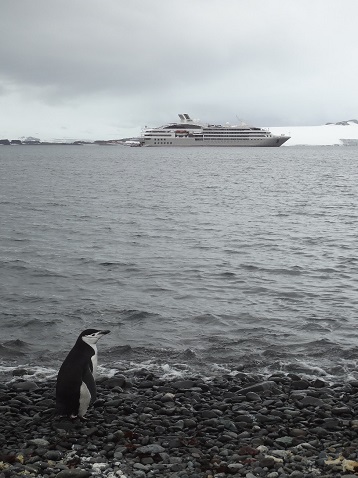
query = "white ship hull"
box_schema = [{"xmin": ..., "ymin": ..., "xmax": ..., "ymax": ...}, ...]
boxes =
[
  {"xmin": 143, "ymin": 136, "xmax": 289, "ymax": 147},
  {"xmin": 141, "ymin": 114, "xmax": 290, "ymax": 147}
]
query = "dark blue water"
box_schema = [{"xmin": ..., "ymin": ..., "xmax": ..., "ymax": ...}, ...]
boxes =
[{"xmin": 1, "ymin": 145, "xmax": 358, "ymax": 381}]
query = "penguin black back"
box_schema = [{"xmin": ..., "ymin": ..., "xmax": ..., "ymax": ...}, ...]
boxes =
[{"xmin": 56, "ymin": 329, "xmax": 110, "ymax": 418}]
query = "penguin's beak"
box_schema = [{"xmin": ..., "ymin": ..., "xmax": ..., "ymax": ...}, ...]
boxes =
[{"xmin": 99, "ymin": 330, "xmax": 110, "ymax": 335}]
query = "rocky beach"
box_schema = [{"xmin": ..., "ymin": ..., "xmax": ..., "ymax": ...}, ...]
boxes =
[{"xmin": 2, "ymin": 370, "xmax": 358, "ymax": 478}]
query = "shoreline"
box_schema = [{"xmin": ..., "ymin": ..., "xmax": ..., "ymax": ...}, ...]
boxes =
[{"xmin": 1, "ymin": 372, "xmax": 358, "ymax": 477}]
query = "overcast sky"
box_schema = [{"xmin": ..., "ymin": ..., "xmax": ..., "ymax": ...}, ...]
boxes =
[{"xmin": 1, "ymin": 0, "xmax": 358, "ymax": 140}]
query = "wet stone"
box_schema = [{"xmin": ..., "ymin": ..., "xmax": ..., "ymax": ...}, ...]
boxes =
[
  {"xmin": 291, "ymin": 380, "xmax": 310, "ymax": 390},
  {"xmin": 300, "ymin": 396, "xmax": 325, "ymax": 408},
  {"xmin": 11, "ymin": 381, "xmax": 38, "ymax": 391},
  {"xmin": 55, "ymin": 470, "xmax": 92, "ymax": 478},
  {"xmin": 246, "ymin": 391, "xmax": 261, "ymax": 401}
]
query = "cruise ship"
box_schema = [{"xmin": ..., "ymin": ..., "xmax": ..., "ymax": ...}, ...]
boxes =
[{"xmin": 141, "ymin": 114, "xmax": 290, "ymax": 147}]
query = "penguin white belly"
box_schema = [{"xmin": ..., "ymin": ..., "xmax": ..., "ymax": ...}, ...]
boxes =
[
  {"xmin": 91, "ymin": 353, "xmax": 98, "ymax": 377},
  {"xmin": 78, "ymin": 381, "xmax": 92, "ymax": 417}
]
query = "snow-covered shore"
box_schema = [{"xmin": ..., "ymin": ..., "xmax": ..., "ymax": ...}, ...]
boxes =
[{"xmin": 269, "ymin": 121, "xmax": 358, "ymax": 146}]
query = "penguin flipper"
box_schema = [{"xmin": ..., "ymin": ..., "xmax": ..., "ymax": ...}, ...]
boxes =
[{"xmin": 56, "ymin": 362, "xmax": 83, "ymax": 416}]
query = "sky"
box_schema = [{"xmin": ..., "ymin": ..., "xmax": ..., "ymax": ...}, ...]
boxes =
[{"xmin": 1, "ymin": 0, "xmax": 358, "ymax": 141}]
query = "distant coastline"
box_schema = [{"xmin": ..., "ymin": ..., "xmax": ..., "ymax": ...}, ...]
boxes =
[
  {"xmin": 0, "ymin": 138, "xmax": 138, "ymax": 146},
  {"xmin": 1, "ymin": 119, "xmax": 358, "ymax": 147}
]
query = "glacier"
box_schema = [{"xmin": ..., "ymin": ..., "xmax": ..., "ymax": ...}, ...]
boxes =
[{"xmin": 269, "ymin": 120, "xmax": 358, "ymax": 146}]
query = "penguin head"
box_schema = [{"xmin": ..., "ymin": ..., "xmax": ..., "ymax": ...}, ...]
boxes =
[{"xmin": 79, "ymin": 329, "xmax": 110, "ymax": 345}]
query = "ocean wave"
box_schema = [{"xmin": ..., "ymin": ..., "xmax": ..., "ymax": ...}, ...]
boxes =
[
  {"xmin": 20, "ymin": 318, "xmax": 62, "ymax": 328},
  {"xmin": 0, "ymin": 339, "xmax": 30, "ymax": 358},
  {"xmin": 191, "ymin": 313, "xmax": 223, "ymax": 325},
  {"xmin": 119, "ymin": 309, "xmax": 163, "ymax": 322},
  {"xmin": 241, "ymin": 264, "xmax": 304, "ymax": 276},
  {"xmin": 0, "ymin": 259, "xmax": 29, "ymax": 271},
  {"xmin": 2, "ymin": 341, "xmax": 358, "ymax": 384},
  {"xmin": 3, "ymin": 339, "xmax": 30, "ymax": 348}
]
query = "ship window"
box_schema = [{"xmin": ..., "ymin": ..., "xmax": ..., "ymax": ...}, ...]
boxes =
[{"xmin": 163, "ymin": 124, "xmax": 201, "ymax": 129}]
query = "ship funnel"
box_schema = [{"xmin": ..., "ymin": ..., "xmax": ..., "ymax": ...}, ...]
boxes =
[{"xmin": 178, "ymin": 113, "xmax": 193, "ymax": 123}]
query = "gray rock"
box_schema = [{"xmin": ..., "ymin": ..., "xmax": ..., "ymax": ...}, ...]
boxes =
[
  {"xmin": 259, "ymin": 456, "xmax": 276, "ymax": 468},
  {"xmin": 221, "ymin": 419, "xmax": 237, "ymax": 432},
  {"xmin": 332, "ymin": 406, "xmax": 351, "ymax": 415},
  {"xmin": 289, "ymin": 472, "xmax": 304, "ymax": 478},
  {"xmin": 104, "ymin": 399, "xmax": 122, "ymax": 407},
  {"xmin": 275, "ymin": 436, "xmax": 294, "ymax": 446},
  {"xmin": 237, "ymin": 381, "xmax": 277, "ymax": 394},
  {"xmin": 300, "ymin": 396, "xmax": 325, "ymax": 407},
  {"xmin": 246, "ymin": 391, "xmax": 261, "ymax": 401},
  {"xmin": 28, "ymin": 438, "xmax": 50, "ymax": 447},
  {"xmin": 136, "ymin": 444, "xmax": 166, "ymax": 455},
  {"xmin": 171, "ymin": 380, "xmax": 196, "ymax": 389},
  {"xmin": 289, "ymin": 428, "xmax": 307, "ymax": 437},
  {"xmin": 309, "ymin": 427, "xmax": 327, "ymax": 437},
  {"xmin": 11, "ymin": 381, "xmax": 38, "ymax": 391},
  {"xmin": 201, "ymin": 410, "xmax": 219, "ymax": 418},
  {"xmin": 103, "ymin": 375, "xmax": 126, "ymax": 388},
  {"xmin": 322, "ymin": 418, "xmax": 341, "ymax": 430},
  {"xmin": 55, "ymin": 470, "xmax": 91, "ymax": 478},
  {"xmin": 291, "ymin": 380, "xmax": 310, "ymax": 390},
  {"xmin": 12, "ymin": 368, "xmax": 30, "ymax": 376},
  {"xmin": 133, "ymin": 463, "xmax": 151, "ymax": 471},
  {"xmin": 183, "ymin": 418, "xmax": 196, "ymax": 428},
  {"xmin": 161, "ymin": 393, "xmax": 175, "ymax": 402},
  {"xmin": 45, "ymin": 450, "xmax": 63, "ymax": 460}
]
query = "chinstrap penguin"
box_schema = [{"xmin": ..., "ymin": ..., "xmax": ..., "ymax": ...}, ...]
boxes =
[{"xmin": 56, "ymin": 329, "xmax": 110, "ymax": 419}]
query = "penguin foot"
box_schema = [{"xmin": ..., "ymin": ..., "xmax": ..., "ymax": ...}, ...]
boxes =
[{"xmin": 69, "ymin": 414, "xmax": 87, "ymax": 421}]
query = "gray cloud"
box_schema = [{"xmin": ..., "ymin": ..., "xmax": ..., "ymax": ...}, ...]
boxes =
[{"xmin": 1, "ymin": 0, "xmax": 358, "ymax": 139}]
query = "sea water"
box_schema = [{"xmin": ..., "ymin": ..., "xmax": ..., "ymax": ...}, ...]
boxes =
[{"xmin": 1, "ymin": 145, "xmax": 358, "ymax": 381}]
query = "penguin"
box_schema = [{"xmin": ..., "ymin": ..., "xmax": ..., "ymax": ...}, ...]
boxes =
[{"xmin": 56, "ymin": 328, "xmax": 110, "ymax": 418}]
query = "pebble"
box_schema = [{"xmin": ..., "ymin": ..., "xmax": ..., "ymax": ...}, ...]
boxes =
[
  {"xmin": 1, "ymin": 372, "xmax": 358, "ymax": 477},
  {"xmin": 56, "ymin": 471, "xmax": 91, "ymax": 478}
]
